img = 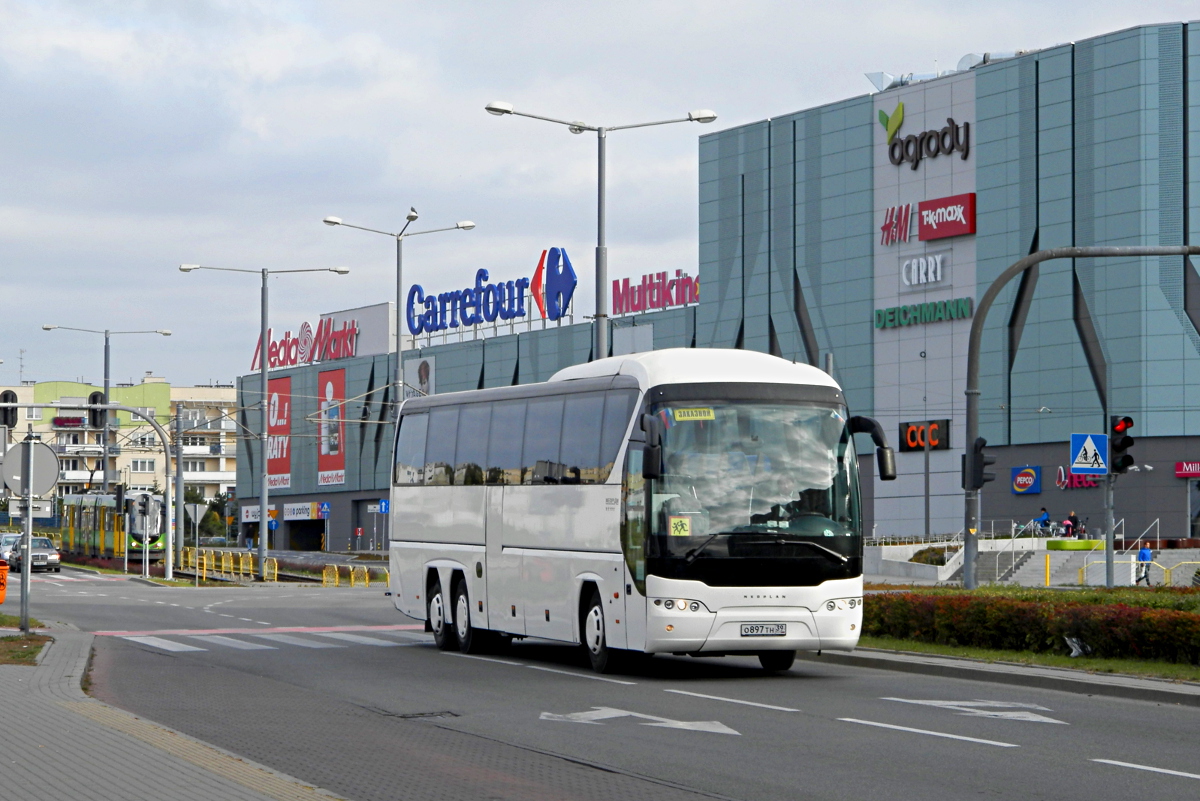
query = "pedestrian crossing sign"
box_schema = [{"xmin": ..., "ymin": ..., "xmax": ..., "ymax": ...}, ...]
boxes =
[{"xmin": 1069, "ymin": 433, "xmax": 1109, "ymax": 475}]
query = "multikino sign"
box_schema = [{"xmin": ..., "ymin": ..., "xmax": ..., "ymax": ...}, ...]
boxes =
[{"xmin": 406, "ymin": 247, "xmax": 577, "ymax": 335}]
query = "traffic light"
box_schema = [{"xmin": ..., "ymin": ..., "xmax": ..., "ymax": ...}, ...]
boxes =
[
  {"xmin": 88, "ymin": 391, "xmax": 106, "ymax": 429},
  {"xmin": 137, "ymin": 493, "xmax": 149, "ymax": 517},
  {"xmin": 961, "ymin": 436, "xmax": 997, "ymax": 490},
  {"xmin": 114, "ymin": 484, "xmax": 125, "ymax": 509},
  {"xmin": 0, "ymin": 390, "xmax": 16, "ymax": 429},
  {"xmin": 1110, "ymin": 415, "xmax": 1135, "ymax": 474}
]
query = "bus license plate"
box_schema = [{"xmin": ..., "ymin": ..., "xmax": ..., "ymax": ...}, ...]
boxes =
[{"xmin": 740, "ymin": 623, "xmax": 786, "ymax": 637}]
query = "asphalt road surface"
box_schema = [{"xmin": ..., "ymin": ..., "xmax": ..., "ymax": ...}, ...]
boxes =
[{"xmin": 9, "ymin": 567, "xmax": 1200, "ymax": 801}]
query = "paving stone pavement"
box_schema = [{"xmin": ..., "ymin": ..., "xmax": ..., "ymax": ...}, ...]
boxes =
[{"xmin": 0, "ymin": 624, "xmax": 347, "ymax": 801}]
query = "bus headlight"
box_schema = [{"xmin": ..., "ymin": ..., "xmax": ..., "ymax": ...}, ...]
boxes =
[
  {"xmin": 665, "ymin": 600, "xmax": 675, "ymax": 609},
  {"xmin": 826, "ymin": 601, "xmax": 836, "ymax": 612}
]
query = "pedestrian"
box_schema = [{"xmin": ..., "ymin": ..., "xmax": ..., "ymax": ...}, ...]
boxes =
[
  {"xmin": 1065, "ymin": 511, "xmax": 1080, "ymax": 538},
  {"xmin": 1136, "ymin": 544, "xmax": 1153, "ymax": 586},
  {"xmin": 1034, "ymin": 507, "xmax": 1051, "ymax": 535}
]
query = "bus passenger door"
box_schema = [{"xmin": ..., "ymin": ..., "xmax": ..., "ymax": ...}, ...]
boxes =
[
  {"xmin": 622, "ymin": 445, "xmax": 647, "ymax": 651},
  {"xmin": 486, "ymin": 486, "xmax": 524, "ymax": 635}
]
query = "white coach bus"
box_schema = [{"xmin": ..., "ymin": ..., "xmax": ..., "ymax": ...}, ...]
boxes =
[{"xmin": 388, "ymin": 348, "xmax": 896, "ymax": 672}]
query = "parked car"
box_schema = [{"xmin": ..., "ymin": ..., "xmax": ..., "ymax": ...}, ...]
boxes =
[
  {"xmin": 0, "ymin": 533, "xmax": 20, "ymax": 564},
  {"xmin": 11, "ymin": 537, "xmax": 61, "ymax": 573}
]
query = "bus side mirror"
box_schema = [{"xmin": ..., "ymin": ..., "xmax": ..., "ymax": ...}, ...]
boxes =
[
  {"xmin": 849, "ymin": 415, "xmax": 898, "ymax": 481},
  {"xmin": 640, "ymin": 413, "xmax": 663, "ymax": 479}
]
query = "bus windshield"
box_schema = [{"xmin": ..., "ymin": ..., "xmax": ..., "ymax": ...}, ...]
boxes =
[{"xmin": 645, "ymin": 400, "xmax": 861, "ymax": 586}]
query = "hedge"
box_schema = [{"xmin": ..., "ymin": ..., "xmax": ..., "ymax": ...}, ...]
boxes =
[{"xmin": 863, "ymin": 593, "xmax": 1200, "ymax": 664}]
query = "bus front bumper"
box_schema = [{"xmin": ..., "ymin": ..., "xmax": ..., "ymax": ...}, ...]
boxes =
[{"xmin": 642, "ymin": 599, "xmax": 862, "ymax": 654}]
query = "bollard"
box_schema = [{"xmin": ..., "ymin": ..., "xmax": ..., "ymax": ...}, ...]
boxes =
[
  {"xmin": 199, "ymin": 553, "xmax": 207, "ymax": 582},
  {"xmin": 222, "ymin": 551, "xmax": 233, "ymax": 574},
  {"xmin": 264, "ymin": 558, "xmax": 278, "ymax": 582},
  {"xmin": 322, "ymin": 564, "xmax": 338, "ymax": 587},
  {"xmin": 1044, "ymin": 553, "xmax": 1050, "ymax": 587}
]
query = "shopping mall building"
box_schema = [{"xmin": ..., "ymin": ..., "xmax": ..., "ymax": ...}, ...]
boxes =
[{"xmin": 238, "ymin": 21, "xmax": 1200, "ymax": 547}]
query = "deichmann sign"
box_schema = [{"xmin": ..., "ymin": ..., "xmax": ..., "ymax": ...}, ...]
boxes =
[
  {"xmin": 898, "ymin": 419, "xmax": 950, "ymax": 452},
  {"xmin": 880, "ymin": 102, "xmax": 971, "ymax": 170},
  {"xmin": 874, "ymin": 297, "xmax": 973, "ymax": 329},
  {"xmin": 406, "ymin": 248, "xmax": 577, "ymax": 336},
  {"xmin": 917, "ymin": 193, "xmax": 976, "ymax": 241},
  {"xmin": 612, "ymin": 270, "xmax": 699, "ymax": 315}
]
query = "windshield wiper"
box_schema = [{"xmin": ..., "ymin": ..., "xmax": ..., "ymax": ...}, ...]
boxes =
[
  {"xmin": 683, "ymin": 532, "xmax": 731, "ymax": 564},
  {"xmin": 743, "ymin": 534, "xmax": 849, "ymax": 564}
]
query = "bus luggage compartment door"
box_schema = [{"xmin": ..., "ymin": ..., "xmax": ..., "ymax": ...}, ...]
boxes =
[{"xmin": 487, "ymin": 487, "xmax": 524, "ymax": 635}]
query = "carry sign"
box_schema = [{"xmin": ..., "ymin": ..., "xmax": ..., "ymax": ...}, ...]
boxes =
[{"xmin": 1069, "ymin": 433, "xmax": 1109, "ymax": 475}]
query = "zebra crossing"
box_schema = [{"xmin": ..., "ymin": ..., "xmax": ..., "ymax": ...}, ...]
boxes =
[{"xmin": 113, "ymin": 627, "xmax": 431, "ymax": 654}]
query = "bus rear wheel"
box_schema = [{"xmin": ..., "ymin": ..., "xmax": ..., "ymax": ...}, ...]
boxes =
[
  {"xmin": 453, "ymin": 580, "xmax": 487, "ymax": 654},
  {"xmin": 428, "ymin": 578, "xmax": 458, "ymax": 651},
  {"xmin": 758, "ymin": 650, "xmax": 796, "ymax": 672}
]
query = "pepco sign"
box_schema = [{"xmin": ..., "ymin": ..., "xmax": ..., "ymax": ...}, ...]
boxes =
[{"xmin": 1011, "ymin": 466, "xmax": 1041, "ymax": 495}]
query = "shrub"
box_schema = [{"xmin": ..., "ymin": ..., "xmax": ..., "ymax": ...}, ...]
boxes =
[
  {"xmin": 863, "ymin": 592, "xmax": 1200, "ymax": 664},
  {"xmin": 909, "ymin": 547, "xmax": 952, "ymax": 566}
]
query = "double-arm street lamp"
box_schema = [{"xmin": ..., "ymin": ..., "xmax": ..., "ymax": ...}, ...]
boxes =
[
  {"xmin": 179, "ymin": 263, "xmax": 349, "ymax": 579},
  {"xmin": 484, "ymin": 101, "xmax": 717, "ymax": 360},
  {"xmin": 41, "ymin": 325, "xmax": 172, "ymax": 492},
  {"xmin": 323, "ymin": 210, "xmax": 474, "ymax": 403}
]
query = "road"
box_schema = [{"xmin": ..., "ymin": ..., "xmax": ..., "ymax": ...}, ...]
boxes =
[{"xmin": 7, "ymin": 567, "xmax": 1200, "ymax": 801}]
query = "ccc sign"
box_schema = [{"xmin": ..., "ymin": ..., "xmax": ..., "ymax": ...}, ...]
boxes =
[{"xmin": 899, "ymin": 419, "xmax": 951, "ymax": 453}]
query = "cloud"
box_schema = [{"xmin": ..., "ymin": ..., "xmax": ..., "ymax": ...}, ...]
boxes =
[{"xmin": 0, "ymin": 0, "xmax": 1188, "ymax": 384}]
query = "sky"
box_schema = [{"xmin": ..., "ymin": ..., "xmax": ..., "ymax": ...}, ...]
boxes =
[{"xmin": 1, "ymin": 0, "xmax": 1193, "ymax": 387}]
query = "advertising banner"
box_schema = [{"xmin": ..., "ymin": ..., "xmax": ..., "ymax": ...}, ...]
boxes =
[
  {"xmin": 403, "ymin": 356, "xmax": 435, "ymax": 400},
  {"xmin": 898, "ymin": 420, "xmax": 950, "ymax": 452},
  {"xmin": 266, "ymin": 376, "xmax": 292, "ymax": 489},
  {"xmin": 917, "ymin": 193, "xmax": 976, "ymax": 241},
  {"xmin": 317, "ymin": 368, "xmax": 346, "ymax": 486}
]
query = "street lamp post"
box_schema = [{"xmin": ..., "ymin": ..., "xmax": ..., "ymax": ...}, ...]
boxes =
[
  {"xmin": 41, "ymin": 326, "xmax": 172, "ymax": 493},
  {"xmin": 322, "ymin": 212, "xmax": 474, "ymax": 404},
  {"xmin": 485, "ymin": 101, "xmax": 717, "ymax": 360},
  {"xmin": 179, "ymin": 263, "xmax": 349, "ymax": 579}
]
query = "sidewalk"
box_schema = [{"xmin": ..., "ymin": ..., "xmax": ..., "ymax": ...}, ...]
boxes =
[
  {"xmin": 797, "ymin": 646, "xmax": 1200, "ymax": 707},
  {"xmin": 0, "ymin": 624, "xmax": 346, "ymax": 801}
]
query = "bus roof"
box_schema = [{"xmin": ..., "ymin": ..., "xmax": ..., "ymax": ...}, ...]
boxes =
[{"xmin": 549, "ymin": 348, "xmax": 840, "ymax": 392}]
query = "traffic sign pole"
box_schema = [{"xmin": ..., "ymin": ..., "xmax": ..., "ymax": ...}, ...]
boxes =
[
  {"xmin": 20, "ymin": 429, "xmax": 34, "ymax": 633},
  {"xmin": 1105, "ymin": 474, "xmax": 1115, "ymax": 588}
]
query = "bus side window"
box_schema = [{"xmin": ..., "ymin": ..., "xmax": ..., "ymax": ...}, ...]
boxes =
[
  {"xmin": 521, "ymin": 397, "xmax": 564, "ymax": 484},
  {"xmin": 394, "ymin": 414, "xmax": 428, "ymax": 486},
  {"xmin": 599, "ymin": 390, "xmax": 638, "ymax": 483},
  {"xmin": 486, "ymin": 400, "xmax": 526, "ymax": 485},
  {"xmin": 454, "ymin": 404, "xmax": 491, "ymax": 486},
  {"xmin": 622, "ymin": 446, "xmax": 647, "ymax": 594},
  {"xmin": 560, "ymin": 393, "xmax": 605, "ymax": 484},
  {"xmin": 424, "ymin": 407, "xmax": 459, "ymax": 486}
]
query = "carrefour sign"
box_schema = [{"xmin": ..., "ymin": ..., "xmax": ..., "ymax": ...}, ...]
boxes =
[{"xmin": 406, "ymin": 247, "xmax": 577, "ymax": 335}]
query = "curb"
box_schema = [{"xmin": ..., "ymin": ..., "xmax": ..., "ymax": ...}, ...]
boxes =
[{"xmin": 795, "ymin": 649, "xmax": 1200, "ymax": 707}]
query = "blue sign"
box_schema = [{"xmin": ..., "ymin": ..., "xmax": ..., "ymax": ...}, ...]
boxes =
[
  {"xmin": 1069, "ymin": 433, "xmax": 1109, "ymax": 475},
  {"xmin": 317, "ymin": 502, "xmax": 331, "ymax": 520},
  {"xmin": 267, "ymin": 519, "xmax": 279, "ymax": 530},
  {"xmin": 406, "ymin": 248, "xmax": 577, "ymax": 335},
  {"xmin": 1011, "ymin": 466, "xmax": 1041, "ymax": 494},
  {"xmin": 378, "ymin": 499, "xmax": 389, "ymax": 514}
]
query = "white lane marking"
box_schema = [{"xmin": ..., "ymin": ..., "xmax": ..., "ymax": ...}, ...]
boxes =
[
  {"xmin": 525, "ymin": 664, "xmax": 635, "ymax": 685},
  {"xmin": 444, "ymin": 653, "xmax": 524, "ymax": 666},
  {"xmin": 122, "ymin": 636, "xmax": 207, "ymax": 653},
  {"xmin": 541, "ymin": 707, "xmax": 738, "ymax": 735},
  {"xmin": 169, "ymin": 604, "xmax": 179, "ymax": 607},
  {"xmin": 311, "ymin": 632, "xmax": 403, "ymax": 647},
  {"xmin": 255, "ymin": 621, "xmax": 270, "ymax": 625},
  {"xmin": 219, "ymin": 614, "xmax": 234, "ymax": 618},
  {"xmin": 189, "ymin": 635, "xmax": 277, "ymax": 651},
  {"xmin": 253, "ymin": 633, "xmax": 343, "ymax": 649},
  {"xmin": 155, "ymin": 601, "xmax": 166, "ymax": 604},
  {"xmin": 1092, "ymin": 759, "xmax": 1200, "ymax": 781},
  {"xmin": 664, "ymin": 689, "xmax": 798, "ymax": 712},
  {"xmin": 238, "ymin": 618, "xmax": 252, "ymax": 622},
  {"xmin": 882, "ymin": 697, "xmax": 1067, "ymax": 725},
  {"xmin": 379, "ymin": 630, "xmax": 431, "ymax": 641},
  {"xmin": 838, "ymin": 718, "xmax": 1019, "ymax": 748}
]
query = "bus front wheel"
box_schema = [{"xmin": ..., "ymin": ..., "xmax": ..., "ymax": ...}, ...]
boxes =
[{"xmin": 428, "ymin": 578, "xmax": 458, "ymax": 651}]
